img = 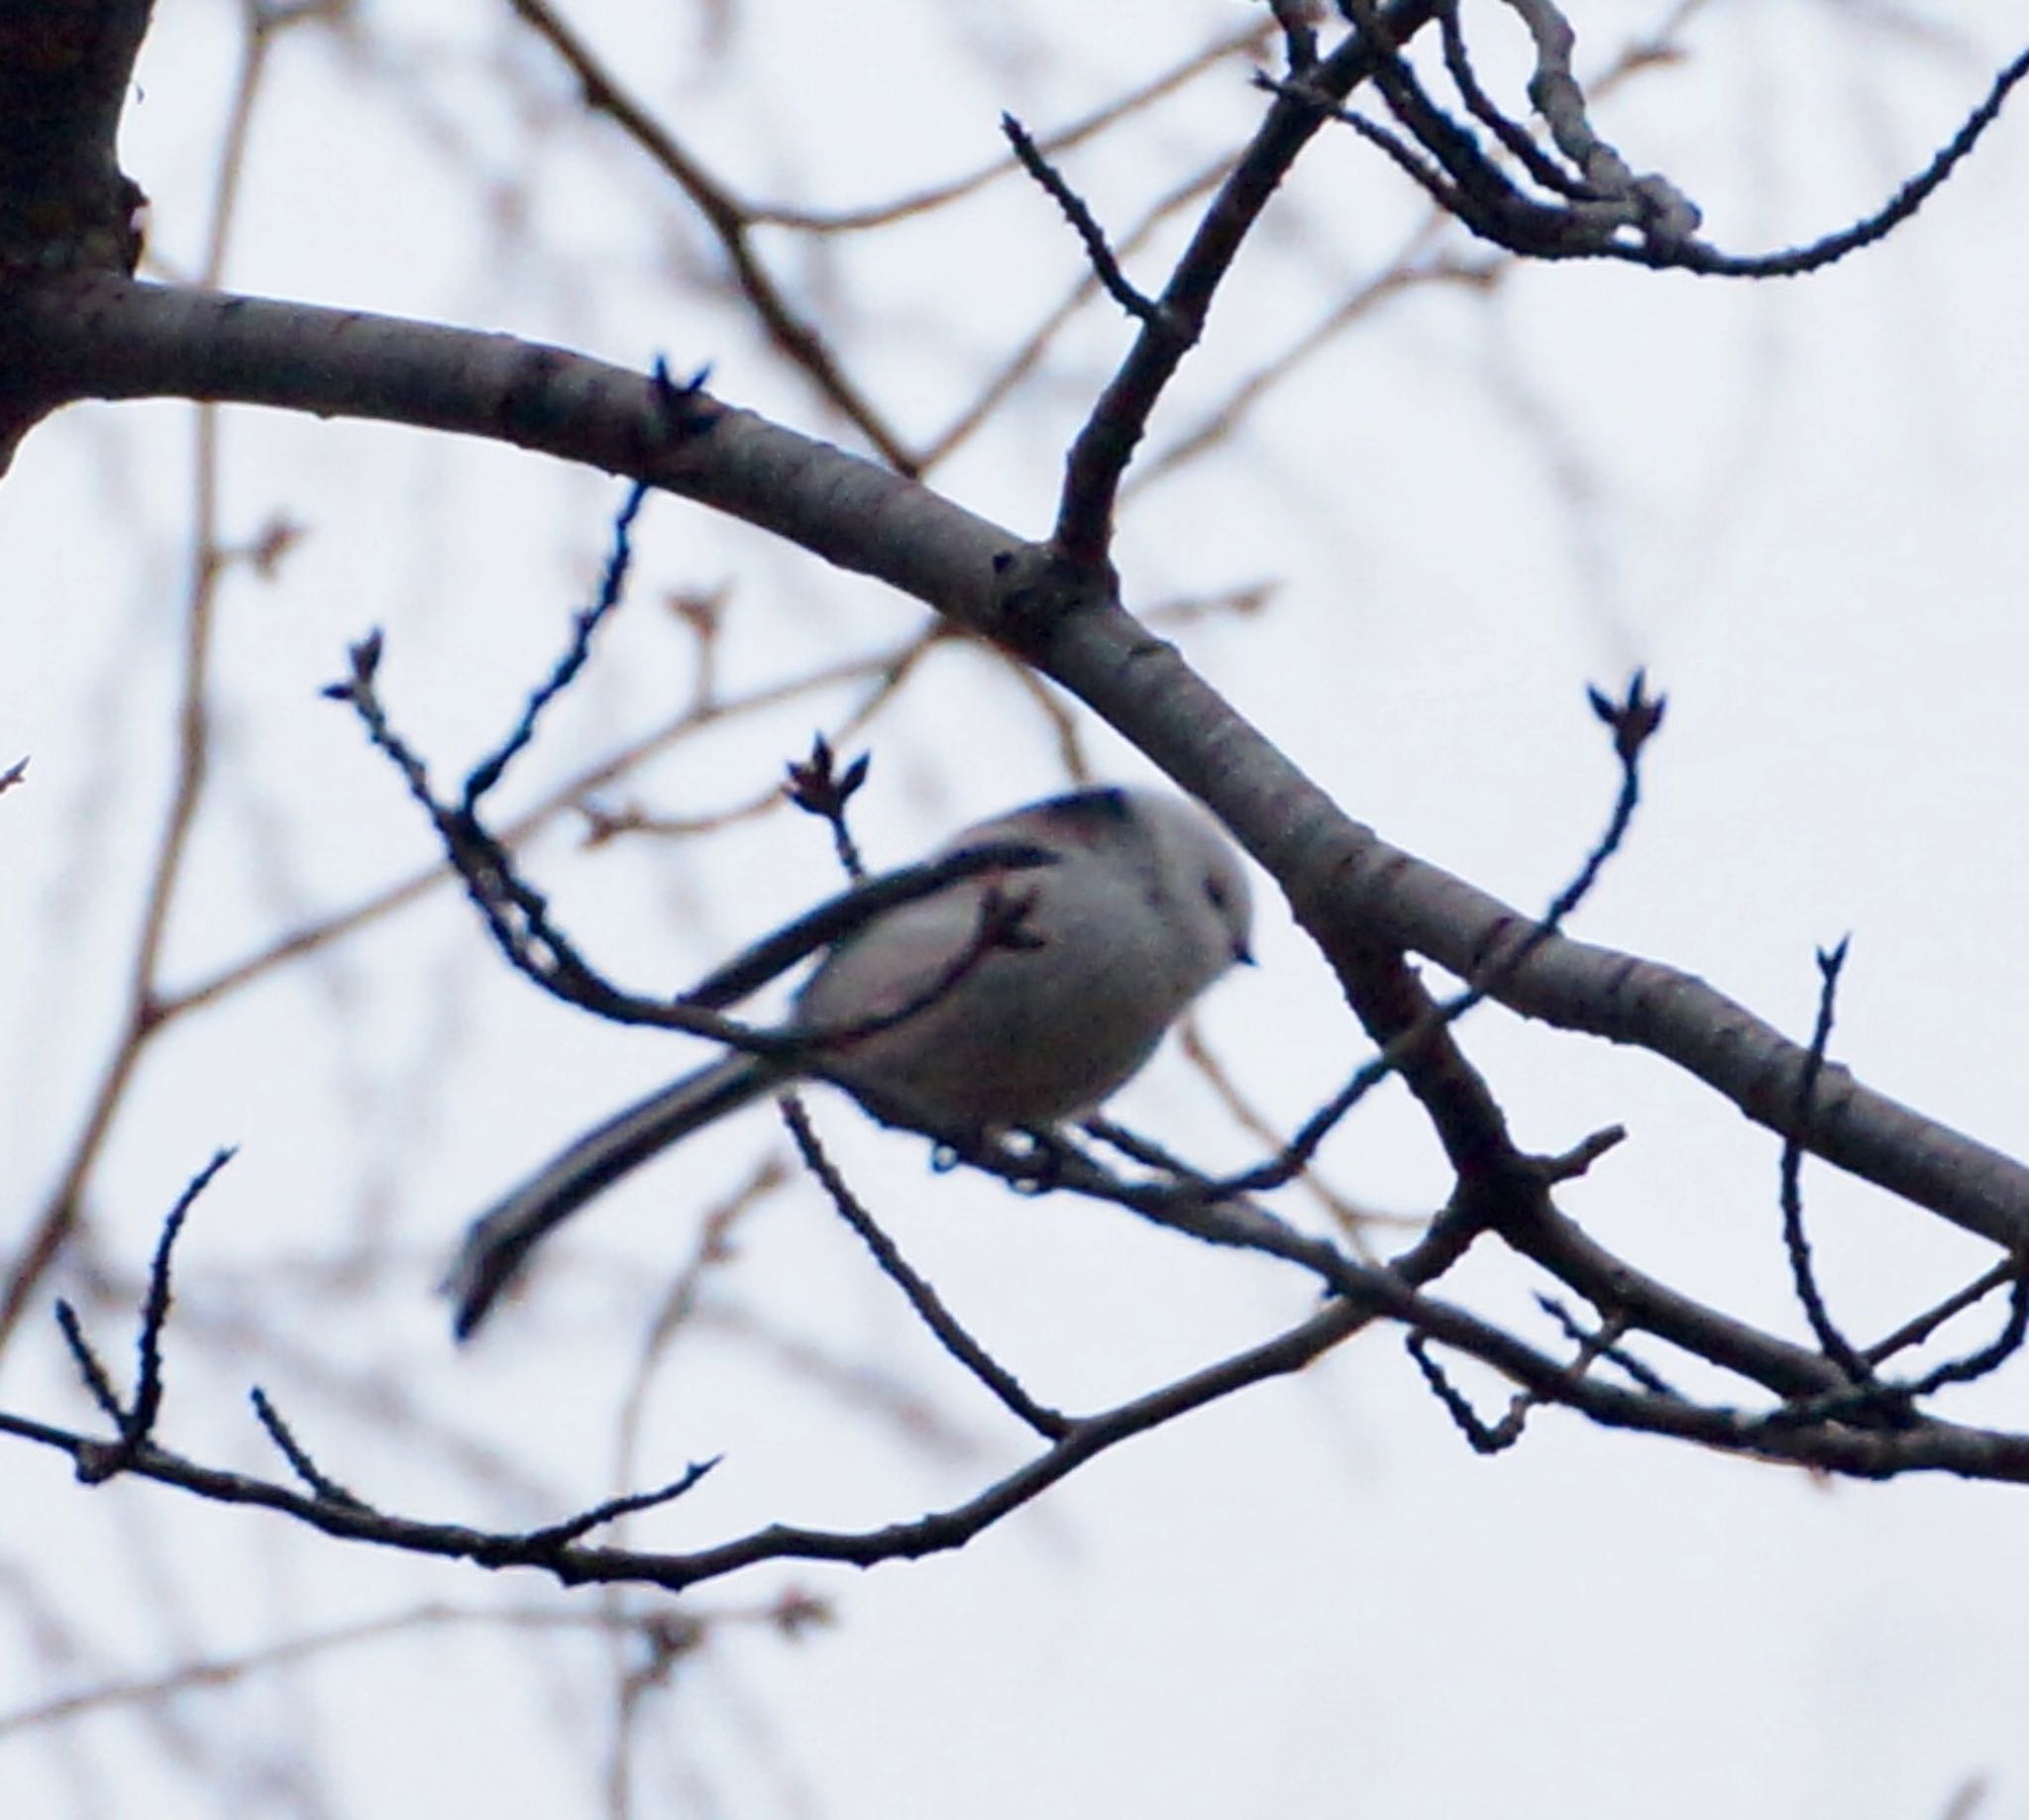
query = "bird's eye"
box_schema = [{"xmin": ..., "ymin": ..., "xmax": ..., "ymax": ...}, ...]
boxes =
[{"xmin": 1203, "ymin": 876, "xmax": 1229, "ymax": 910}]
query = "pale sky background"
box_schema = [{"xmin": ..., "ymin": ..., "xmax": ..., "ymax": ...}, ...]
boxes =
[{"xmin": 4, "ymin": 2, "xmax": 2029, "ymax": 1816}]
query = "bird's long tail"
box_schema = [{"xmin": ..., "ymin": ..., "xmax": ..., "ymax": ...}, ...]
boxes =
[{"xmin": 445, "ymin": 1054, "xmax": 778, "ymax": 1338}]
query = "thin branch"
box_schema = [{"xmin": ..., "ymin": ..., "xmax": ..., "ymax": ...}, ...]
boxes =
[
  {"xmin": 1438, "ymin": 1, "xmax": 1593, "ymax": 199},
  {"xmin": 782, "ymin": 1099, "xmax": 1072, "ymax": 1441},
  {"xmin": 54, "ymin": 1151, "xmax": 236, "ymax": 1480},
  {"xmin": 749, "ymin": 19, "xmax": 1277, "ymax": 232},
  {"xmin": 1778, "ymin": 939, "xmax": 1873, "ymax": 1382},
  {"xmin": 1129, "ymin": 2, "xmax": 1707, "ymax": 502},
  {"xmin": 1002, "ymin": 113, "xmax": 1159, "ymax": 322},
  {"xmin": 250, "ymin": 1387, "xmax": 373, "ymax": 1510},
  {"xmin": 1051, "ymin": 0, "xmax": 1442, "ymax": 568},
  {"xmin": 522, "ymin": 1458, "xmax": 722, "ymax": 1550},
  {"xmin": 463, "ymin": 479, "xmax": 652, "ymax": 808},
  {"xmin": 1535, "ymin": 1295, "xmax": 1680, "ymax": 1398},
  {"xmin": 160, "ymin": 628, "xmax": 945, "ymax": 1017},
  {"xmin": 1302, "ymin": 3, "xmax": 2029, "ymax": 276},
  {"xmin": 1225, "ymin": 672, "xmax": 1661, "ymax": 1194},
  {"xmin": 0, "ymin": 1598, "xmax": 728, "ymax": 1739},
  {"xmin": 120, "ymin": 1149, "xmax": 236, "ymax": 1452},
  {"xmin": 1407, "ymin": 1331, "xmax": 1533, "ymax": 1453},
  {"xmin": 502, "ymin": 0, "xmax": 918, "ymax": 471},
  {"xmin": 1867, "ymin": 1260, "xmax": 2020, "ymax": 1368},
  {"xmin": 922, "ymin": 151, "xmax": 1236, "ymax": 471},
  {"xmin": 1899, "ymin": 1271, "xmax": 2029, "ymax": 1399},
  {"xmin": 53, "ymin": 1302, "xmax": 123, "ymax": 1425}
]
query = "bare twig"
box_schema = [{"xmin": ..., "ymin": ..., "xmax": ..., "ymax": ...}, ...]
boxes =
[
  {"xmin": 1002, "ymin": 113, "xmax": 1160, "ymax": 323},
  {"xmin": 56, "ymin": 1150, "xmax": 236, "ymax": 1481},
  {"xmin": 1297, "ymin": 3, "xmax": 2029, "ymax": 276},
  {"xmin": 463, "ymin": 480, "xmax": 652, "ymax": 808},
  {"xmin": 1224, "ymin": 672, "xmax": 1662, "ymax": 1194},
  {"xmin": 1778, "ymin": 939, "xmax": 1873, "ymax": 1383},
  {"xmin": 502, "ymin": 0, "xmax": 918, "ymax": 470},
  {"xmin": 1052, "ymin": 0, "xmax": 1444, "ymax": 569},
  {"xmin": 251, "ymin": 1387, "xmax": 373, "ymax": 1510},
  {"xmin": 782, "ymin": 1099, "xmax": 1072, "ymax": 1440}
]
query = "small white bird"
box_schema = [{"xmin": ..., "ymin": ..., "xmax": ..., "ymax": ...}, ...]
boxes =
[{"xmin": 446, "ymin": 785, "xmax": 1254, "ymax": 1338}]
